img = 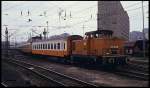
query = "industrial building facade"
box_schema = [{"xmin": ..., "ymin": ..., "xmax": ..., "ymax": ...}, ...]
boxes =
[{"xmin": 98, "ymin": 1, "xmax": 129, "ymax": 40}]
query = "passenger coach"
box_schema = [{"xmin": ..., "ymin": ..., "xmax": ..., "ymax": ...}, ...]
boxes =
[{"xmin": 32, "ymin": 38, "xmax": 68, "ymax": 57}]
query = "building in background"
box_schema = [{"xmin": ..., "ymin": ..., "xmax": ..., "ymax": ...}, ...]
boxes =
[
  {"xmin": 97, "ymin": 1, "xmax": 129, "ymax": 40},
  {"xmin": 129, "ymin": 31, "xmax": 143, "ymax": 41},
  {"xmin": 129, "ymin": 28, "xmax": 149, "ymax": 41},
  {"xmin": 124, "ymin": 40, "xmax": 149, "ymax": 56},
  {"xmin": 143, "ymin": 28, "xmax": 149, "ymax": 40}
]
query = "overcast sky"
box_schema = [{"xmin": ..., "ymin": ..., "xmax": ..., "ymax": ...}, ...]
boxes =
[{"xmin": 2, "ymin": 1, "xmax": 149, "ymax": 42}]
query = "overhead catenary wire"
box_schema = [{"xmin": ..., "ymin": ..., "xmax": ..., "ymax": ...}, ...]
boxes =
[
  {"xmin": 123, "ymin": 2, "xmax": 142, "ymax": 9},
  {"xmin": 126, "ymin": 5, "xmax": 148, "ymax": 12},
  {"xmin": 2, "ymin": 1, "xmax": 149, "ymax": 42}
]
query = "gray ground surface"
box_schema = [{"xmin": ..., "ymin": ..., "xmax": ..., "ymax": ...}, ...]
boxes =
[
  {"xmin": 1, "ymin": 50, "xmax": 149, "ymax": 87},
  {"xmin": 9, "ymin": 56, "xmax": 149, "ymax": 87},
  {"xmin": 1, "ymin": 61, "xmax": 32, "ymax": 87}
]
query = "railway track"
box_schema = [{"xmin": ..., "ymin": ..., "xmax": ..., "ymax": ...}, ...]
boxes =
[
  {"xmin": 3, "ymin": 50, "xmax": 149, "ymax": 82},
  {"xmin": 3, "ymin": 58, "xmax": 98, "ymax": 87},
  {"xmin": 116, "ymin": 66, "xmax": 149, "ymax": 80},
  {"xmin": 126, "ymin": 62, "xmax": 149, "ymax": 73},
  {"xmin": 129, "ymin": 59, "xmax": 149, "ymax": 67},
  {"xmin": 1, "ymin": 82, "xmax": 8, "ymax": 87},
  {"xmin": 113, "ymin": 57, "xmax": 149, "ymax": 80}
]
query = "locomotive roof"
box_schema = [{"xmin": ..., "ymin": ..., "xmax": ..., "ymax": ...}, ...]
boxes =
[{"xmin": 85, "ymin": 30, "xmax": 113, "ymax": 35}]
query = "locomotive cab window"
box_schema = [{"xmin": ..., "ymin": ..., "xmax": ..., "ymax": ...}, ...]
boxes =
[{"xmin": 111, "ymin": 48, "xmax": 118, "ymax": 54}]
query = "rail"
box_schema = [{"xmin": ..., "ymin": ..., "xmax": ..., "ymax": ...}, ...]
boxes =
[
  {"xmin": 3, "ymin": 58, "xmax": 98, "ymax": 87},
  {"xmin": 1, "ymin": 82, "xmax": 8, "ymax": 87},
  {"xmin": 116, "ymin": 66, "xmax": 149, "ymax": 80}
]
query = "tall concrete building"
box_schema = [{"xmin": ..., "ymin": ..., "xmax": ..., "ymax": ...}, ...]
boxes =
[{"xmin": 98, "ymin": 1, "xmax": 129, "ymax": 40}]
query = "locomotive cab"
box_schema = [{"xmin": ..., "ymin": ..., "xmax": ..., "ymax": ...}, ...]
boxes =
[
  {"xmin": 85, "ymin": 30, "xmax": 113, "ymax": 39},
  {"xmin": 71, "ymin": 30, "xmax": 128, "ymax": 65}
]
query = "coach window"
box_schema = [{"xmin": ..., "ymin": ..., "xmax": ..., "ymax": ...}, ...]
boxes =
[
  {"xmin": 36, "ymin": 44, "xmax": 37, "ymax": 49},
  {"xmin": 35, "ymin": 45, "xmax": 36, "ymax": 50},
  {"xmin": 32, "ymin": 45, "xmax": 34, "ymax": 50},
  {"xmin": 40, "ymin": 44, "xmax": 42, "ymax": 49},
  {"xmin": 41, "ymin": 44, "xmax": 42, "ymax": 50},
  {"xmin": 46, "ymin": 44, "xmax": 48, "ymax": 49},
  {"xmin": 38, "ymin": 44, "xmax": 39, "ymax": 49},
  {"xmin": 64, "ymin": 43, "xmax": 65, "ymax": 50},
  {"xmin": 36, "ymin": 44, "xmax": 38, "ymax": 50},
  {"xmin": 39, "ymin": 44, "xmax": 40, "ymax": 49},
  {"xmin": 47, "ymin": 43, "xmax": 49, "ymax": 49},
  {"xmin": 39, "ymin": 44, "xmax": 40, "ymax": 50},
  {"xmin": 47, "ymin": 44, "xmax": 49, "ymax": 49},
  {"xmin": 49, "ymin": 43, "xmax": 51, "ymax": 49},
  {"xmin": 44, "ymin": 44, "xmax": 46, "ymax": 49},
  {"xmin": 50, "ymin": 43, "xmax": 51, "ymax": 49},
  {"xmin": 54, "ymin": 43, "xmax": 56, "ymax": 50},
  {"xmin": 43, "ymin": 44, "xmax": 44, "ymax": 49},
  {"xmin": 51, "ymin": 43, "xmax": 53, "ymax": 49},
  {"xmin": 48, "ymin": 43, "xmax": 50, "ymax": 49},
  {"xmin": 47, "ymin": 44, "xmax": 48, "ymax": 49},
  {"xmin": 37, "ymin": 44, "xmax": 38, "ymax": 49},
  {"xmin": 57, "ymin": 43, "xmax": 60, "ymax": 50},
  {"xmin": 45, "ymin": 44, "xmax": 47, "ymax": 49}
]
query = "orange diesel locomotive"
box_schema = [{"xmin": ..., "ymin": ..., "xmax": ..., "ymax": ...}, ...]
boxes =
[{"xmin": 19, "ymin": 30, "xmax": 128, "ymax": 65}]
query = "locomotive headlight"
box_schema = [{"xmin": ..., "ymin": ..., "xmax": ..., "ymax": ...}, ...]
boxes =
[
  {"xmin": 106, "ymin": 53, "xmax": 110, "ymax": 55},
  {"xmin": 115, "ymin": 46, "xmax": 119, "ymax": 48},
  {"xmin": 110, "ymin": 46, "xmax": 114, "ymax": 48},
  {"xmin": 110, "ymin": 45, "xmax": 119, "ymax": 48}
]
